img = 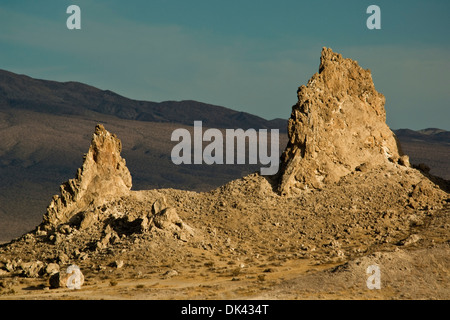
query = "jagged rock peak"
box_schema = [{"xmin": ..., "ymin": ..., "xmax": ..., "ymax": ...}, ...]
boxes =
[
  {"xmin": 278, "ymin": 47, "xmax": 406, "ymax": 195},
  {"xmin": 41, "ymin": 124, "xmax": 132, "ymax": 228}
]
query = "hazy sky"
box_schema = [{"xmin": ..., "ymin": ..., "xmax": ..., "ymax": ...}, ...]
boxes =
[{"xmin": 0, "ymin": 0, "xmax": 449, "ymax": 130}]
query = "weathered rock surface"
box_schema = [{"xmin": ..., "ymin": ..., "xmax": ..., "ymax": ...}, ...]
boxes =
[
  {"xmin": 0, "ymin": 259, "xmax": 58, "ymax": 278},
  {"xmin": 41, "ymin": 124, "xmax": 132, "ymax": 228},
  {"xmin": 149, "ymin": 196, "xmax": 195, "ymax": 240},
  {"xmin": 279, "ymin": 47, "xmax": 404, "ymax": 195}
]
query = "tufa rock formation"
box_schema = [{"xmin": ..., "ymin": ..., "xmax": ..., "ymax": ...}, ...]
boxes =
[
  {"xmin": 0, "ymin": 48, "xmax": 448, "ymax": 298},
  {"xmin": 279, "ymin": 47, "xmax": 407, "ymax": 195},
  {"xmin": 41, "ymin": 124, "xmax": 132, "ymax": 229},
  {"xmin": 36, "ymin": 124, "xmax": 193, "ymax": 245}
]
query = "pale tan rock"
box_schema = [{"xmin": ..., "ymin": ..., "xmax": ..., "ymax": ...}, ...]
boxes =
[
  {"xmin": 49, "ymin": 267, "xmax": 85, "ymax": 289},
  {"xmin": 20, "ymin": 261, "xmax": 44, "ymax": 278},
  {"xmin": 279, "ymin": 48, "xmax": 403, "ymax": 195},
  {"xmin": 45, "ymin": 263, "xmax": 60, "ymax": 275},
  {"xmin": 153, "ymin": 207, "xmax": 183, "ymax": 230},
  {"xmin": 79, "ymin": 211, "xmax": 97, "ymax": 230},
  {"xmin": 152, "ymin": 197, "xmax": 168, "ymax": 214},
  {"xmin": 42, "ymin": 124, "xmax": 132, "ymax": 228},
  {"xmin": 152, "ymin": 207, "xmax": 194, "ymax": 240},
  {"xmin": 399, "ymin": 155, "xmax": 411, "ymax": 167}
]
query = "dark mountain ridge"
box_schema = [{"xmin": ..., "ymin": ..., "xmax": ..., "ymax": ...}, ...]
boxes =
[
  {"xmin": 0, "ymin": 69, "xmax": 286, "ymax": 132},
  {"xmin": 394, "ymin": 128, "xmax": 450, "ymax": 144}
]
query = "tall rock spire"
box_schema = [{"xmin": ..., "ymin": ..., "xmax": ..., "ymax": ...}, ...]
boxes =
[{"xmin": 278, "ymin": 48, "xmax": 404, "ymax": 195}]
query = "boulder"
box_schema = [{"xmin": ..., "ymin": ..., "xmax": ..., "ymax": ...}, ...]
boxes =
[
  {"xmin": 45, "ymin": 263, "xmax": 60, "ymax": 275},
  {"xmin": 21, "ymin": 261, "xmax": 44, "ymax": 278},
  {"xmin": 152, "ymin": 196, "xmax": 168, "ymax": 214},
  {"xmin": 152, "ymin": 206, "xmax": 194, "ymax": 240}
]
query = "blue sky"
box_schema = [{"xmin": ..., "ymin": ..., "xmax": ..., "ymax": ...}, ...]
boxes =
[{"xmin": 0, "ymin": 0, "xmax": 449, "ymax": 130}]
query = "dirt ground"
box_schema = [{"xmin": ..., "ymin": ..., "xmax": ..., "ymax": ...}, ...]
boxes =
[{"xmin": 1, "ymin": 244, "xmax": 448, "ymax": 300}]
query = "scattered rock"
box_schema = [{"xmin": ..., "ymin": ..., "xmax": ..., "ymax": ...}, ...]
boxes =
[
  {"xmin": 79, "ymin": 211, "xmax": 97, "ymax": 230},
  {"xmin": 399, "ymin": 234, "xmax": 421, "ymax": 246},
  {"xmin": 79, "ymin": 252, "xmax": 89, "ymax": 261},
  {"xmin": 152, "ymin": 197, "xmax": 168, "ymax": 214},
  {"xmin": 97, "ymin": 234, "xmax": 112, "ymax": 250},
  {"xmin": 49, "ymin": 267, "xmax": 85, "ymax": 289},
  {"xmin": 152, "ymin": 207, "xmax": 194, "ymax": 240},
  {"xmin": 112, "ymin": 260, "xmax": 124, "ymax": 269},
  {"xmin": 398, "ymin": 155, "xmax": 411, "ymax": 167},
  {"xmin": 140, "ymin": 214, "xmax": 151, "ymax": 232},
  {"xmin": 162, "ymin": 269, "xmax": 178, "ymax": 278},
  {"xmin": 355, "ymin": 163, "xmax": 372, "ymax": 172},
  {"xmin": 58, "ymin": 224, "xmax": 72, "ymax": 235},
  {"xmin": 153, "ymin": 208, "xmax": 182, "ymax": 230},
  {"xmin": 49, "ymin": 233, "xmax": 63, "ymax": 245},
  {"xmin": 5, "ymin": 260, "xmax": 17, "ymax": 273},
  {"xmin": 57, "ymin": 253, "xmax": 69, "ymax": 264},
  {"xmin": 20, "ymin": 261, "xmax": 44, "ymax": 278},
  {"xmin": 45, "ymin": 263, "xmax": 60, "ymax": 275}
]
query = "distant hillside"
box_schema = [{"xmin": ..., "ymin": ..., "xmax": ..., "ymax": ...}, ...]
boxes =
[
  {"xmin": 0, "ymin": 69, "xmax": 286, "ymax": 132},
  {"xmin": 394, "ymin": 128, "xmax": 450, "ymax": 144},
  {"xmin": 393, "ymin": 128, "xmax": 450, "ymax": 182}
]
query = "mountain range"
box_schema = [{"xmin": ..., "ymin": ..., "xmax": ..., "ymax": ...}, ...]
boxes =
[
  {"xmin": 0, "ymin": 69, "xmax": 286, "ymax": 131},
  {"xmin": 0, "ymin": 69, "xmax": 448, "ymax": 241}
]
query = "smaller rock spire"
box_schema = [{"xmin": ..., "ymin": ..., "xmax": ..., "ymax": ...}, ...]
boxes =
[{"xmin": 42, "ymin": 124, "xmax": 132, "ymax": 228}]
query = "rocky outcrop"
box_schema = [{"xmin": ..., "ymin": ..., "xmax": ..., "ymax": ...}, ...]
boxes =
[
  {"xmin": 279, "ymin": 47, "xmax": 406, "ymax": 195},
  {"xmin": 41, "ymin": 124, "xmax": 132, "ymax": 228},
  {"xmin": 0, "ymin": 259, "xmax": 59, "ymax": 278},
  {"xmin": 139, "ymin": 196, "xmax": 195, "ymax": 241},
  {"xmin": 35, "ymin": 124, "xmax": 194, "ymax": 248}
]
